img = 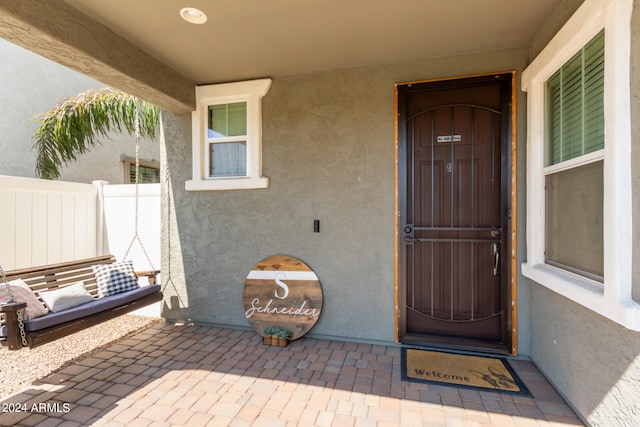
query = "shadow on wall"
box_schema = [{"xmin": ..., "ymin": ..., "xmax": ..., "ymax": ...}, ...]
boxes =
[
  {"xmin": 530, "ymin": 284, "xmax": 640, "ymax": 426},
  {"xmin": 159, "ymin": 111, "xmax": 192, "ymax": 324}
]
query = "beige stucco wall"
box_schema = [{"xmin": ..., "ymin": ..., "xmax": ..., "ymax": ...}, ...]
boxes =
[
  {"xmin": 528, "ymin": 0, "xmax": 585, "ymax": 60},
  {"xmin": 524, "ymin": 1, "xmax": 640, "ymax": 425},
  {"xmin": 0, "ymin": 39, "xmax": 159, "ymax": 184},
  {"xmin": 529, "ymin": 287, "xmax": 640, "ymax": 425},
  {"xmin": 0, "ymin": 0, "xmax": 194, "ymax": 114},
  {"xmin": 160, "ymin": 47, "xmax": 531, "ymax": 348}
]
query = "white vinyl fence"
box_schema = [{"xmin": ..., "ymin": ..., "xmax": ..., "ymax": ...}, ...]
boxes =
[
  {"xmin": 0, "ymin": 175, "xmax": 160, "ymax": 273},
  {"xmin": 101, "ymin": 182, "xmax": 160, "ymax": 274}
]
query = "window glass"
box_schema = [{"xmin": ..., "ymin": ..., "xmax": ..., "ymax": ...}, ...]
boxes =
[
  {"xmin": 208, "ymin": 102, "xmax": 247, "ymax": 138},
  {"xmin": 545, "ymin": 160, "xmax": 604, "ymax": 281},
  {"xmin": 544, "ymin": 30, "xmax": 605, "ymax": 282},
  {"xmin": 129, "ymin": 164, "xmax": 160, "ymax": 183},
  {"xmin": 546, "ymin": 31, "xmax": 604, "ymax": 166},
  {"xmin": 210, "ymin": 141, "xmax": 247, "ymax": 177}
]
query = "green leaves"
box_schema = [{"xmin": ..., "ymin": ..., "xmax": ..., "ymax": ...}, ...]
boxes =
[
  {"xmin": 33, "ymin": 88, "xmax": 160, "ymax": 179},
  {"xmin": 261, "ymin": 326, "xmax": 291, "ymax": 339}
]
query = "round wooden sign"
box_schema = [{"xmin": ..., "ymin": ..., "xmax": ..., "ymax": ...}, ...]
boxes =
[{"xmin": 243, "ymin": 255, "xmax": 323, "ymax": 341}]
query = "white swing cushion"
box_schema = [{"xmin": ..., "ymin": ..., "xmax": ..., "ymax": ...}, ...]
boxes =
[
  {"xmin": 38, "ymin": 281, "xmax": 95, "ymax": 312},
  {"xmin": 0, "ymin": 279, "xmax": 49, "ymax": 320},
  {"xmin": 92, "ymin": 261, "xmax": 140, "ymax": 297}
]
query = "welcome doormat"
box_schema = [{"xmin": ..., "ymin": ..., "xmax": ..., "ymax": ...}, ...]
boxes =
[{"xmin": 401, "ymin": 348, "xmax": 531, "ymax": 396}]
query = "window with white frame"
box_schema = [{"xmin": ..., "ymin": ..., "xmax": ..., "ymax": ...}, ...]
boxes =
[
  {"xmin": 186, "ymin": 79, "xmax": 271, "ymax": 191},
  {"xmin": 521, "ymin": 0, "xmax": 640, "ymax": 330},
  {"xmin": 121, "ymin": 155, "xmax": 160, "ymax": 184},
  {"xmin": 544, "ymin": 30, "xmax": 604, "ymax": 282}
]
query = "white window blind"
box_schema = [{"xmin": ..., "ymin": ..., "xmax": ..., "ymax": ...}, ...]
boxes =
[{"xmin": 546, "ymin": 31, "xmax": 604, "ymax": 166}]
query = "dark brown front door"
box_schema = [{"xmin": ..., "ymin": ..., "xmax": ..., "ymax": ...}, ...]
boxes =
[{"xmin": 397, "ymin": 74, "xmax": 513, "ymax": 353}]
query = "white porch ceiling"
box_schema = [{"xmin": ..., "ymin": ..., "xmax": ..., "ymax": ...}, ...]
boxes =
[{"xmin": 62, "ymin": 0, "xmax": 561, "ymax": 85}]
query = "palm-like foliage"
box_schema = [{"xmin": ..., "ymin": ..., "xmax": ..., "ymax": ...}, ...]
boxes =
[{"xmin": 33, "ymin": 88, "xmax": 160, "ymax": 180}]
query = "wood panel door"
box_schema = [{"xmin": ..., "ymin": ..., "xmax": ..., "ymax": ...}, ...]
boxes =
[{"xmin": 397, "ymin": 74, "xmax": 513, "ymax": 352}]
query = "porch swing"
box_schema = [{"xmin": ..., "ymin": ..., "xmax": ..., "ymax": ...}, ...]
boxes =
[{"xmin": 0, "ymin": 103, "xmax": 162, "ymax": 351}]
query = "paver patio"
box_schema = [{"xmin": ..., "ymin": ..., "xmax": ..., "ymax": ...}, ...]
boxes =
[{"xmin": 0, "ymin": 323, "xmax": 584, "ymax": 426}]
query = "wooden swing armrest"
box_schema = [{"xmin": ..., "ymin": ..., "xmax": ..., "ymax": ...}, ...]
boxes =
[
  {"xmin": 0, "ymin": 302, "xmax": 27, "ymax": 350},
  {"xmin": 135, "ymin": 270, "xmax": 161, "ymax": 285}
]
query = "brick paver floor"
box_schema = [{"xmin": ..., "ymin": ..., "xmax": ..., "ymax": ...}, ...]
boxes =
[{"xmin": 0, "ymin": 323, "xmax": 584, "ymax": 426}]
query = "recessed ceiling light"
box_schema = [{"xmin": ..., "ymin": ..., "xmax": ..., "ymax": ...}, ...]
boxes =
[{"xmin": 180, "ymin": 7, "xmax": 207, "ymax": 24}]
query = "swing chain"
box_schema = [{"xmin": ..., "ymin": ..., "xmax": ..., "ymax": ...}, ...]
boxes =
[
  {"xmin": 122, "ymin": 102, "xmax": 155, "ymax": 272},
  {"xmin": 1, "ymin": 263, "xmax": 28, "ymax": 347},
  {"xmin": 133, "ymin": 101, "xmax": 141, "ymax": 240},
  {"xmin": 17, "ymin": 307, "xmax": 27, "ymax": 347}
]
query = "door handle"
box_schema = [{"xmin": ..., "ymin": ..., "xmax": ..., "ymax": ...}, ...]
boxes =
[
  {"xmin": 403, "ymin": 225, "xmax": 414, "ymax": 244},
  {"xmin": 492, "ymin": 243, "xmax": 499, "ymax": 275}
]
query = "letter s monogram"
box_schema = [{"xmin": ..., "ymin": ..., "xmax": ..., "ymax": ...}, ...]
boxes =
[{"xmin": 274, "ymin": 272, "xmax": 289, "ymax": 299}]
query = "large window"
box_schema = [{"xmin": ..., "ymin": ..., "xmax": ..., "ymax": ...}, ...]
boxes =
[
  {"xmin": 544, "ymin": 31, "xmax": 604, "ymax": 281},
  {"xmin": 186, "ymin": 79, "xmax": 271, "ymax": 191},
  {"xmin": 208, "ymin": 102, "xmax": 247, "ymax": 177},
  {"xmin": 521, "ymin": 0, "xmax": 639, "ymax": 330}
]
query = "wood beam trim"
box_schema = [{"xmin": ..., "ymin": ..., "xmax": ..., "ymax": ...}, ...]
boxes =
[{"xmin": 0, "ymin": 0, "xmax": 195, "ymax": 113}]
